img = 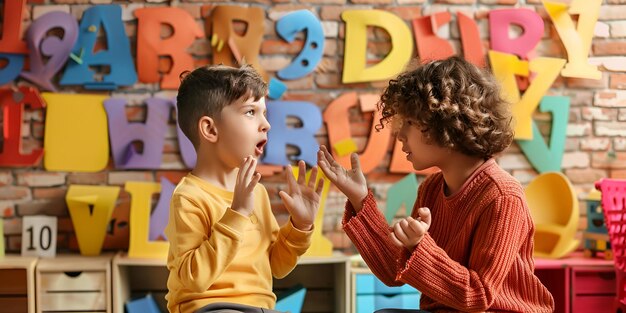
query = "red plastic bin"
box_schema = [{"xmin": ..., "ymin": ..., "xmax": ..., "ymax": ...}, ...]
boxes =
[{"xmin": 596, "ymin": 178, "xmax": 626, "ymax": 312}]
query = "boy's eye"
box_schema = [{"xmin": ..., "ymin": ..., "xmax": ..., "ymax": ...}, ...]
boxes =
[{"xmin": 245, "ymin": 110, "xmax": 255, "ymax": 116}]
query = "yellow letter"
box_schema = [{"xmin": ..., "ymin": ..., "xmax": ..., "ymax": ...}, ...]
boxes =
[
  {"xmin": 43, "ymin": 93, "xmax": 109, "ymax": 172},
  {"xmin": 342, "ymin": 10, "xmax": 413, "ymax": 83},
  {"xmin": 489, "ymin": 51, "xmax": 565, "ymax": 140},
  {"xmin": 66, "ymin": 185, "xmax": 120, "ymax": 256},
  {"xmin": 543, "ymin": 0, "xmax": 602, "ymax": 79},
  {"xmin": 126, "ymin": 181, "xmax": 169, "ymax": 259}
]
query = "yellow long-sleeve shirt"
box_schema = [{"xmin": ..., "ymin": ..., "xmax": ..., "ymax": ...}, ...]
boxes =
[{"xmin": 165, "ymin": 174, "xmax": 312, "ymax": 313}]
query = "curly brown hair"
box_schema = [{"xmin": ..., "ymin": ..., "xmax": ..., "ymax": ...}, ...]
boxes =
[{"xmin": 378, "ymin": 56, "xmax": 514, "ymax": 159}]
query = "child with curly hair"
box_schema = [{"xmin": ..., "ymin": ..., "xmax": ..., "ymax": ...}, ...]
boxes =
[{"xmin": 318, "ymin": 56, "xmax": 554, "ymax": 312}]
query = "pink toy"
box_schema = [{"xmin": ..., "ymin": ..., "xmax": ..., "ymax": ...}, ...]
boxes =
[{"xmin": 596, "ymin": 178, "xmax": 626, "ymax": 312}]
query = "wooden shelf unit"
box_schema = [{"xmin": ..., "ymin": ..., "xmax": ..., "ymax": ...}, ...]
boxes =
[
  {"xmin": 35, "ymin": 254, "xmax": 112, "ymax": 313},
  {"xmin": 112, "ymin": 252, "xmax": 351, "ymax": 313},
  {"xmin": 0, "ymin": 255, "xmax": 38, "ymax": 313}
]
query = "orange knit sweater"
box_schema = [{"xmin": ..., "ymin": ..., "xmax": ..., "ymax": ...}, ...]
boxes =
[{"xmin": 343, "ymin": 159, "xmax": 554, "ymax": 312}]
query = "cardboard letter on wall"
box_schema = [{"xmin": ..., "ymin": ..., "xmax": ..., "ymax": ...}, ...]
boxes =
[
  {"xmin": 342, "ymin": 10, "xmax": 412, "ymax": 83},
  {"xmin": 43, "ymin": 93, "xmax": 109, "ymax": 172},
  {"xmin": 66, "ymin": 185, "xmax": 120, "ymax": 256},
  {"xmin": 489, "ymin": 8, "xmax": 544, "ymax": 60},
  {"xmin": 264, "ymin": 101, "xmax": 322, "ymax": 166},
  {"xmin": 0, "ymin": 0, "xmax": 28, "ymax": 54},
  {"xmin": 543, "ymin": 0, "xmax": 602, "ymax": 79},
  {"xmin": 412, "ymin": 12, "xmax": 454, "ymax": 62},
  {"xmin": 126, "ymin": 181, "xmax": 169, "ymax": 259},
  {"xmin": 517, "ymin": 96, "xmax": 570, "ymax": 173},
  {"xmin": 104, "ymin": 98, "xmax": 169, "ymax": 169},
  {"xmin": 21, "ymin": 11, "xmax": 78, "ymax": 91},
  {"xmin": 489, "ymin": 51, "xmax": 565, "ymax": 140},
  {"xmin": 135, "ymin": 7, "xmax": 204, "ymax": 89},
  {"xmin": 212, "ymin": 6, "xmax": 267, "ymax": 81},
  {"xmin": 60, "ymin": 5, "xmax": 137, "ymax": 89},
  {"xmin": 324, "ymin": 92, "xmax": 390, "ymax": 174},
  {"xmin": 458, "ymin": 12, "xmax": 485, "ymax": 68},
  {"xmin": 275, "ymin": 10, "xmax": 324, "ymax": 80},
  {"xmin": 0, "ymin": 87, "xmax": 45, "ymax": 167}
]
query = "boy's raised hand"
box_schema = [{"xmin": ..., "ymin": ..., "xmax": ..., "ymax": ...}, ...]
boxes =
[
  {"xmin": 231, "ymin": 156, "xmax": 261, "ymax": 217},
  {"xmin": 391, "ymin": 207, "xmax": 431, "ymax": 251},
  {"xmin": 279, "ymin": 160, "xmax": 324, "ymax": 231},
  {"xmin": 317, "ymin": 145, "xmax": 368, "ymax": 212}
]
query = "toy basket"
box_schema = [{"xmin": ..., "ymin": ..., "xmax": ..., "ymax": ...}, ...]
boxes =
[
  {"xmin": 596, "ymin": 178, "xmax": 626, "ymax": 310},
  {"xmin": 596, "ymin": 179, "xmax": 626, "ymax": 271}
]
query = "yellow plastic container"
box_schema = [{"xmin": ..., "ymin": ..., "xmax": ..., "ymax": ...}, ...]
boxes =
[{"xmin": 525, "ymin": 172, "xmax": 579, "ymax": 259}]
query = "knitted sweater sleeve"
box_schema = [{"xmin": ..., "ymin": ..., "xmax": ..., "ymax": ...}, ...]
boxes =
[
  {"xmin": 396, "ymin": 195, "xmax": 530, "ymax": 311},
  {"xmin": 342, "ymin": 190, "xmax": 404, "ymax": 286}
]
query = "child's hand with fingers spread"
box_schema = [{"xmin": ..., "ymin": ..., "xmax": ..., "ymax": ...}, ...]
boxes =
[
  {"xmin": 279, "ymin": 160, "xmax": 324, "ymax": 231},
  {"xmin": 231, "ymin": 156, "xmax": 261, "ymax": 217},
  {"xmin": 391, "ymin": 207, "xmax": 432, "ymax": 251},
  {"xmin": 317, "ymin": 145, "xmax": 368, "ymax": 212}
]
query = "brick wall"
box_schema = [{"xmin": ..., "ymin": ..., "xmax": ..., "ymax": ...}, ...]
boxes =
[{"xmin": 2, "ymin": 0, "xmax": 626, "ymax": 255}]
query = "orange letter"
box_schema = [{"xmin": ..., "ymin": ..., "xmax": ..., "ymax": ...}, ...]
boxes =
[{"xmin": 135, "ymin": 7, "xmax": 204, "ymax": 89}]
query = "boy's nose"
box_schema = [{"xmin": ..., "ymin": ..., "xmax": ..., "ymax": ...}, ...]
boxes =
[{"xmin": 260, "ymin": 117, "xmax": 271, "ymax": 132}]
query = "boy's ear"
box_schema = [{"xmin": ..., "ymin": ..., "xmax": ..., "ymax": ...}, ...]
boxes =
[{"xmin": 198, "ymin": 116, "xmax": 218, "ymax": 143}]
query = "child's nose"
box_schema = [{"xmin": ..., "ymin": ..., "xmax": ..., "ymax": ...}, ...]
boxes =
[{"xmin": 260, "ymin": 117, "xmax": 271, "ymax": 132}]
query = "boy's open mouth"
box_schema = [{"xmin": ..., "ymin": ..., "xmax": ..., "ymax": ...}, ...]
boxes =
[{"xmin": 255, "ymin": 139, "xmax": 267, "ymax": 156}]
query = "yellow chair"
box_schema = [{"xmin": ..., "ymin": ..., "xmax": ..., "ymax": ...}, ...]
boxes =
[{"xmin": 525, "ymin": 172, "xmax": 579, "ymax": 259}]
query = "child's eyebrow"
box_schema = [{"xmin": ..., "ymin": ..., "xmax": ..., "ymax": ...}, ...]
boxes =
[{"xmin": 239, "ymin": 104, "xmax": 267, "ymax": 114}]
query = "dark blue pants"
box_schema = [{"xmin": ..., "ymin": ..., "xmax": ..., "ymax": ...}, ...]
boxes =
[{"xmin": 195, "ymin": 303, "xmax": 282, "ymax": 313}]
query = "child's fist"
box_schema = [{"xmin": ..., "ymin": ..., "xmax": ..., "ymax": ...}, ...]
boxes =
[{"xmin": 391, "ymin": 207, "xmax": 431, "ymax": 251}]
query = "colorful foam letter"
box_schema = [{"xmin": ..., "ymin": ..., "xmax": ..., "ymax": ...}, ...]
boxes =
[
  {"xmin": 60, "ymin": 5, "xmax": 137, "ymax": 89},
  {"xmin": 264, "ymin": 101, "xmax": 322, "ymax": 166},
  {"xmin": 43, "ymin": 93, "xmax": 109, "ymax": 172},
  {"xmin": 0, "ymin": 0, "xmax": 27, "ymax": 84},
  {"xmin": 275, "ymin": 10, "xmax": 324, "ymax": 80},
  {"xmin": 543, "ymin": 0, "xmax": 602, "ymax": 79},
  {"xmin": 489, "ymin": 51, "xmax": 565, "ymax": 140},
  {"xmin": 324, "ymin": 92, "xmax": 391, "ymax": 174},
  {"xmin": 342, "ymin": 10, "xmax": 413, "ymax": 83},
  {"xmin": 66, "ymin": 185, "xmax": 120, "ymax": 256},
  {"xmin": 385, "ymin": 174, "xmax": 419, "ymax": 223},
  {"xmin": 0, "ymin": 217, "xmax": 4, "ymax": 258},
  {"xmin": 103, "ymin": 199, "xmax": 129, "ymax": 250},
  {"xmin": 21, "ymin": 12, "xmax": 78, "ymax": 91},
  {"xmin": 0, "ymin": 54, "xmax": 24, "ymax": 86},
  {"xmin": 126, "ymin": 181, "xmax": 169, "ymax": 259},
  {"xmin": 517, "ymin": 96, "xmax": 570, "ymax": 173},
  {"xmin": 412, "ymin": 12, "xmax": 454, "ymax": 62},
  {"xmin": 212, "ymin": 6, "xmax": 267, "ymax": 81},
  {"xmin": 458, "ymin": 12, "xmax": 486, "ymax": 68},
  {"xmin": 0, "ymin": 87, "xmax": 45, "ymax": 167},
  {"xmin": 135, "ymin": 7, "xmax": 204, "ymax": 89},
  {"xmin": 149, "ymin": 177, "xmax": 175, "ymax": 241},
  {"xmin": 489, "ymin": 9, "xmax": 544, "ymax": 60},
  {"xmin": 104, "ymin": 98, "xmax": 170, "ymax": 169},
  {"xmin": 0, "ymin": 0, "xmax": 28, "ymax": 54}
]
